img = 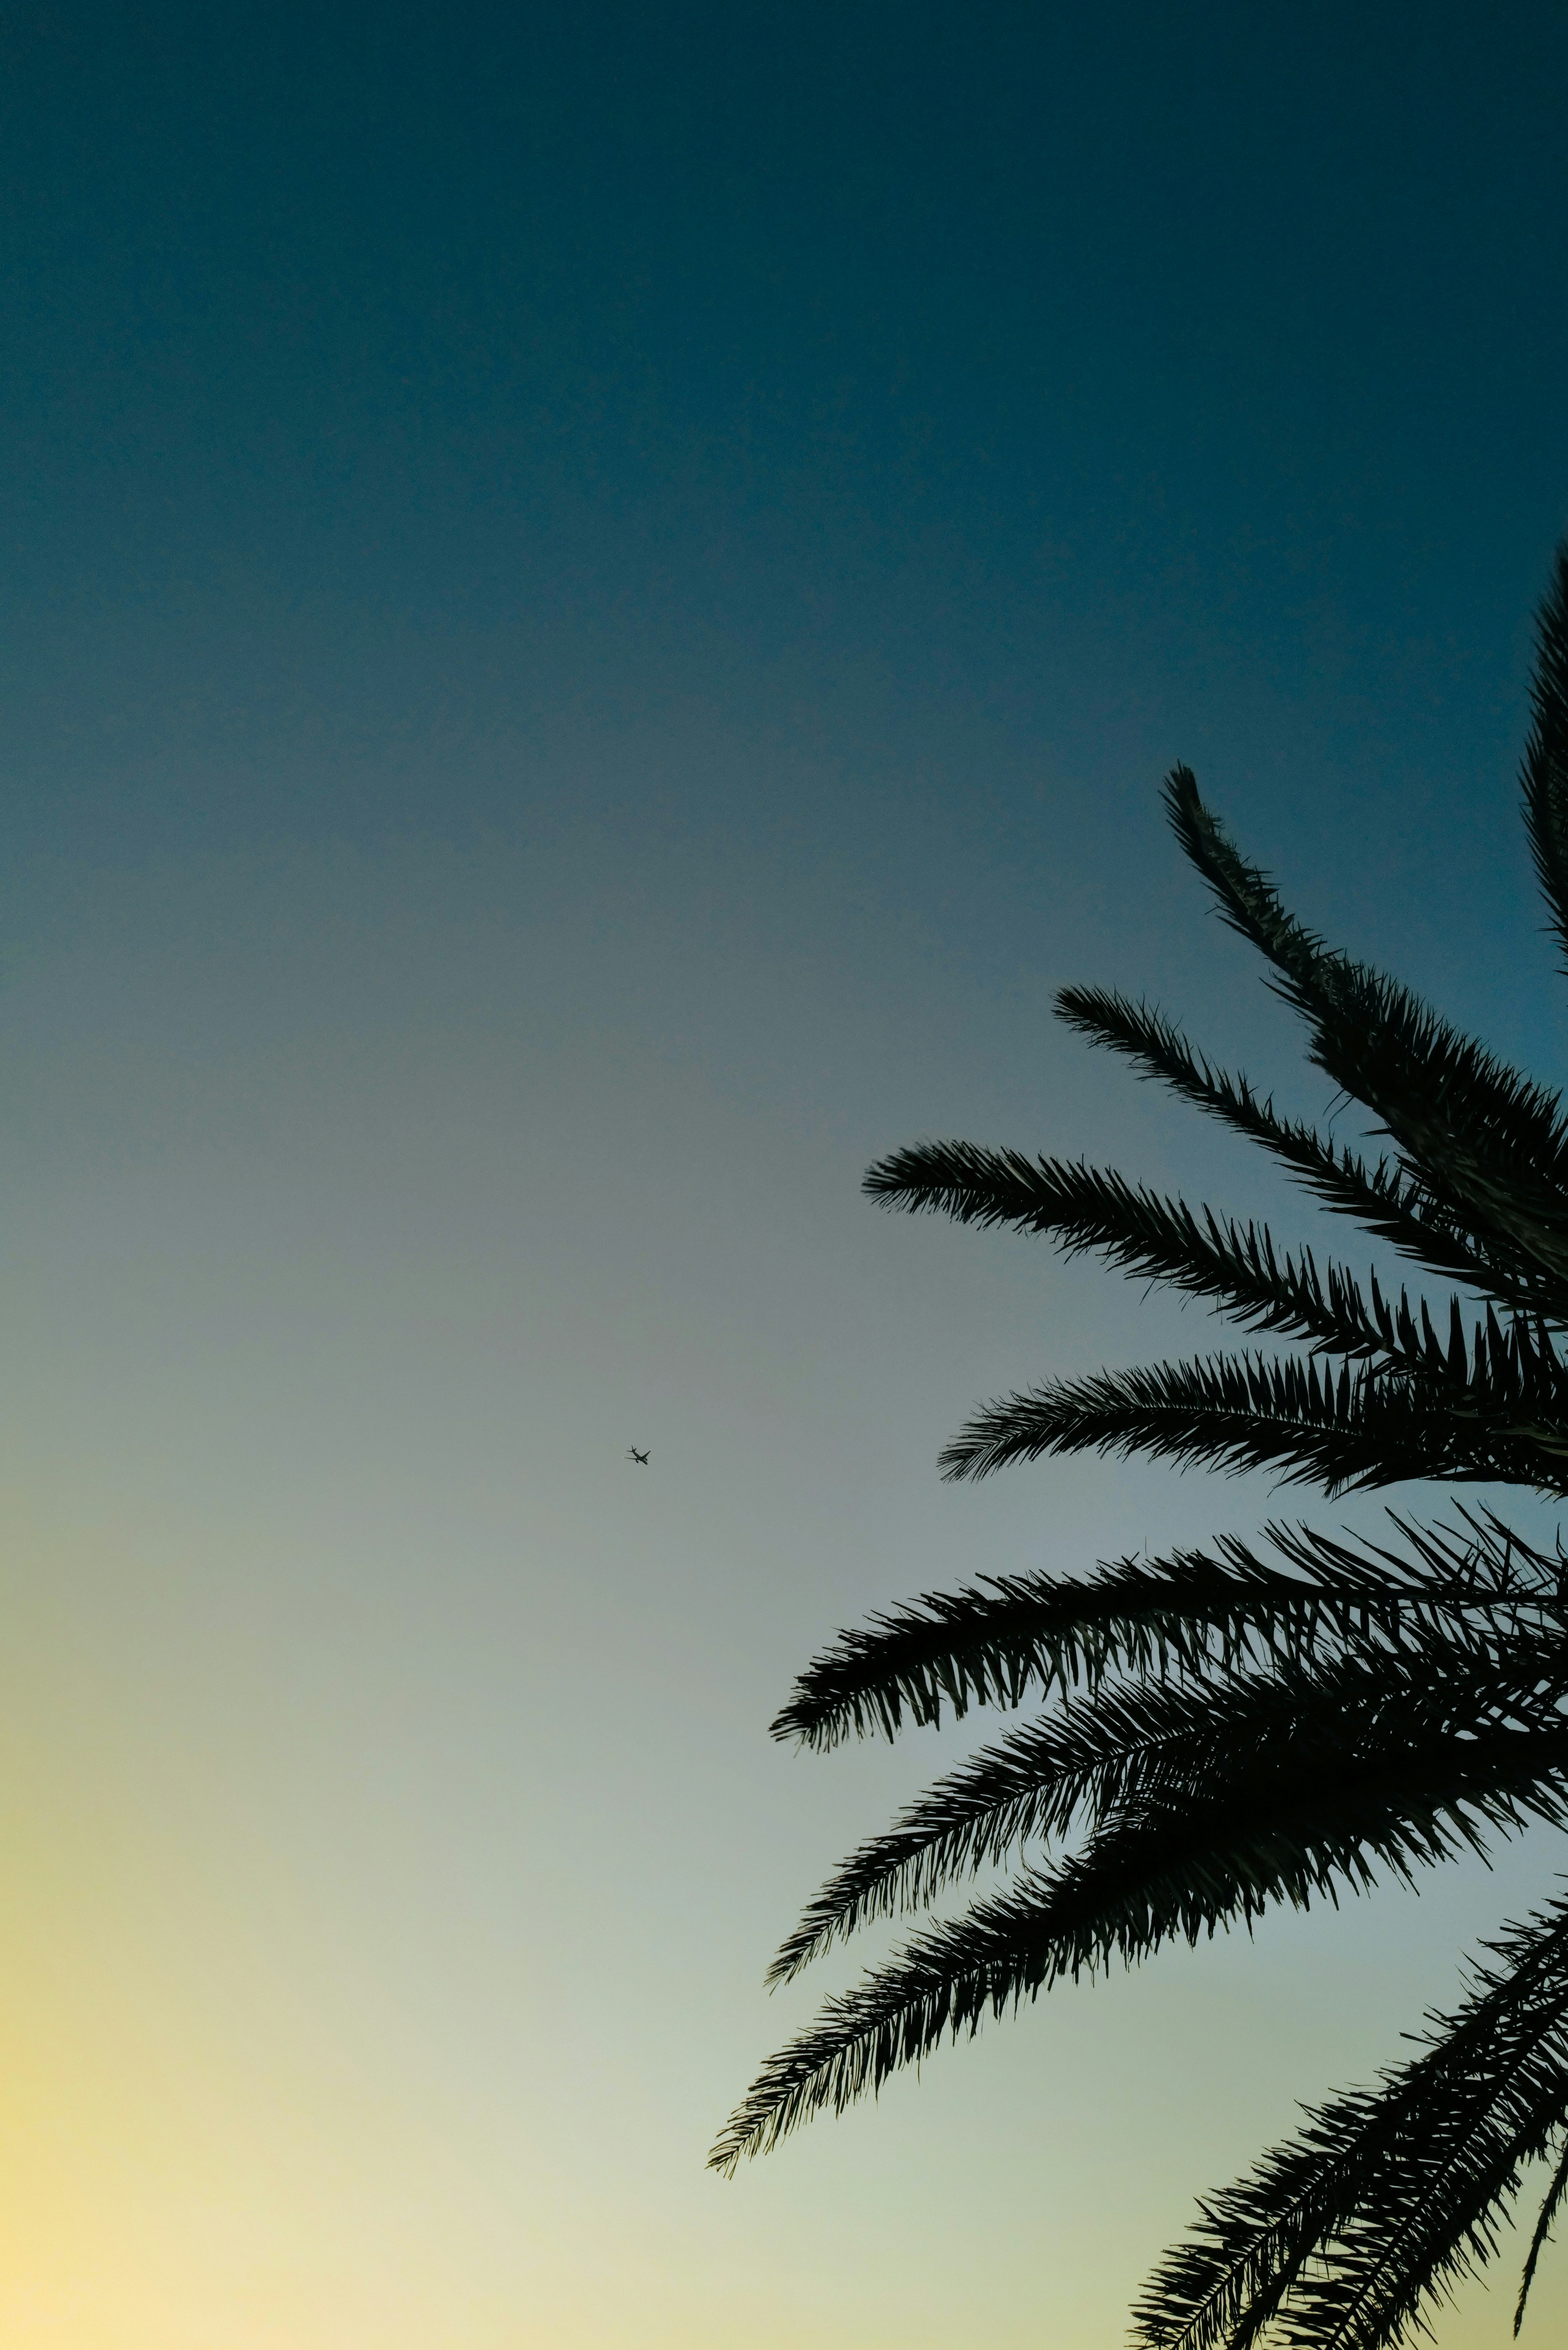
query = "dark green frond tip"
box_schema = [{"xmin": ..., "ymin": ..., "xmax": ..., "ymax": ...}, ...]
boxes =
[
  {"xmin": 1524, "ymin": 543, "xmax": 1568, "ymax": 977},
  {"xmin": 718, "ymin": 537, "xmax": 1568, "ymax": 2350},
  {"xmin": 1162, "ymin": 763, "xmax": 1330, "ymax": 990},
  {"xmin": 1160, "ymin": 764, "xmax": 1568, "ymax": 1283}
]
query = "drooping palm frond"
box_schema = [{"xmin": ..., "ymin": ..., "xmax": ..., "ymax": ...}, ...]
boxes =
[
  {"xmin": 773, "ymin": 1514, "xmax": 1567, "ymax": 1752},
  {"xmin": 940, "ymin": 1348, "xmax": 1568, "ymax": 1494},
  {"xmin": 718, "ymin": 543, "xmax": 1568, "ymax": 2350},
  {"xmin": 768, "ymin": 1619, "xmax": 1568, "ymax": 1985},
  {"xmin": 1515, "ymin": 2134, "xmax": 1568, "ymax": 2336},
  {"xmin": 1134, "ymin": 1894, "xmax": 1568, "ymax": 2350},
  {"xmin": 864, "ymin": 1140, "xmax": 1441, "ymax": 1356},
  {"xmin": 865, "ymin": 1143, "xmax": 1568, "ymax": 1429},
  {"xmin": 865, "ymin": 1134, "xmax": 1568, "ymax": 1493},
  {"xmin": 715, "ymin": 1685, "xmax": 1568, "ymax": 2174}
]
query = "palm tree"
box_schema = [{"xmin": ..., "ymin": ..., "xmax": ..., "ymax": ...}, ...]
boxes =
[{"xmin": 711, "ymin": 545, "xmax": 1568, "ymax": 2350}]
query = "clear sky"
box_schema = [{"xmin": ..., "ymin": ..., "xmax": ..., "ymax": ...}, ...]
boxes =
[{"xmin": 3, "ymin": 4, "xmax": 1568, "ymax": 2343}]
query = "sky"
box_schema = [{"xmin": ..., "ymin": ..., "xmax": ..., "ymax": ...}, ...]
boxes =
[{"xmin": 3, "ymin": 2, "xmax": 1568, "ymax": 2343}]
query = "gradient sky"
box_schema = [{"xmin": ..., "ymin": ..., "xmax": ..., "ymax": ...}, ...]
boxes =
[{"xmin": 4, "ymin": 4, "xmax": 1568, "ymax": 2343}]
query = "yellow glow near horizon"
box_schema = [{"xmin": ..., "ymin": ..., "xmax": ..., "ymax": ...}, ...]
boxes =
[{"xmin": 0, "ymin": 835, "xmax": 1560, "ymax": 2349}]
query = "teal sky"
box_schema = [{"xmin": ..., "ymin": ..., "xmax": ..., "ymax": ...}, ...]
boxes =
[{"xmin": 4, "ymin": 5, "xmax": 1568, "ymax": 2344}]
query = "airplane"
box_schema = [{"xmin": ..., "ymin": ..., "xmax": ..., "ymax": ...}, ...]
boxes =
[{"xmin": 626, "ymin": 1447, "xmax": 650, "ymax": 1465}]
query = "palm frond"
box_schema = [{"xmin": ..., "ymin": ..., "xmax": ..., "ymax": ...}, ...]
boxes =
[
  {"xmin": 1165, "ymin": 766, "xmax": 1568, "ymax": 1289},
  {"xmin": 773, "ymin": 1514, "xmax": 1567, "ymax": 1752},
  {"xmin": 1134, "ymin": 1895, "xmax": 1568, "ymax": 2350},
  {"xmin": 1523, "ymin": 543, "xmax": 1568, "ymax": 977},
  {"xmin": 939, "ymin": 1351, "xmax": 1568, "ymax": 1494},
  {"xmin": 1515, "ymin": 2133, "xmax": 1568, "ymax": 2335},
  {"xmin": 864, "ymin": 1146, "xmax": 1568, "ymax": 1425},
  {"xmin": 713, "ymin": 1725, "xmax": 1568, "ymax": 2177},
  {"xmin": 1054, "ymin": 988, "xmax": 1547, "ymax": 1314},
  {"xmin": 718, "ymin": 539, "xmax": 1568, "ymax": 2350},
  {"xmin": 863, "ymin": 1141, "xmax": 1403, "ymax": 1356},
  {"xmin": 768, "ymin": 1627, "xmax": 1568, "ymax": 1984}
]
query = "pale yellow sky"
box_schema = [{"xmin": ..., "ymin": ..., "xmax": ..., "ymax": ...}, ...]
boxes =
[{"xmin": 0, "ymin": 838, "xmax": 1562, "ymax": 2347}]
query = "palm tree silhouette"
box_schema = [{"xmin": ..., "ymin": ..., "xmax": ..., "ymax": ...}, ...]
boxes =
[{"xmin": 713, "ymin": 546, "xmax": 1568, "ymax": 2350}]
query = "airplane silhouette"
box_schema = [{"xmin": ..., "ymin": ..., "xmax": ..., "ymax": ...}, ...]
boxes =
[{"xmin": 627, "ymin": 1447, "xmax": 650, "ymax": 1465}]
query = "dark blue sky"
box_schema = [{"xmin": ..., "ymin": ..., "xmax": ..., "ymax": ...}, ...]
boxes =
[{"xmin": 7, "ymin": 0, "xmax": 1568, "ymax": 909}]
